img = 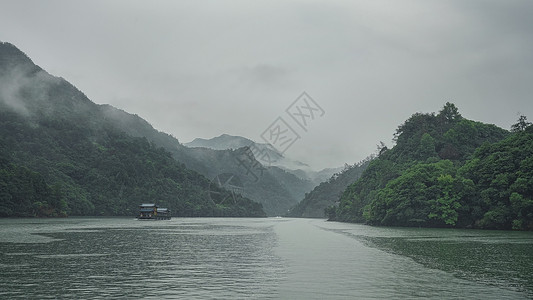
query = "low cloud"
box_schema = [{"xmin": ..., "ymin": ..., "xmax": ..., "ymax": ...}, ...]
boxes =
[{"xmin": 0, "ymin": 62, "xmax": 61, "ymax": 117}]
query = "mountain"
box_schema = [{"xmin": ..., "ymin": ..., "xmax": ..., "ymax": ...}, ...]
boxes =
[
  {"xmin": 0, "ymin": 44, "xmax": 313, "ymax": 217},
  {"xmin": 331, "ymin": 103, "xmax": 533, "ymax": 230},
  {"xmin": 186, "ymin": 134, "xmax": 338, "ymax": 186},
  {"xmin": 175, "ymin": 145, "xmax": 315, "ymax": 216},
  {"xmin": 185, "ymin": 134, "xmax": 310, "ymax": 170},
  {"xmin": 97, "ymin": 109, "xmax": 315, "ymax": 216},
  {"xmin": 0, "ymin": 41, "xmax": 265, "ymax": 217},
  {"xmin": 287, "ymin": 159, "xmax": 371, "ymax": 218},
  {"xmin": 185, "ymin": 134, "xmax": 350, "ymax": 215},
  {"xmin": 186, "ymin": 134, "xmax": 260, "ymax": 151}
]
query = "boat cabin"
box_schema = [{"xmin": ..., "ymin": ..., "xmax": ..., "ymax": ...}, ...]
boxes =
[
  {"xmin": 156, "ymin": 208, "xmax": 171, "ymax": 220},
  {"xmin": 137, "ymin": 203, "xmax": 171, "ymax": 220}
]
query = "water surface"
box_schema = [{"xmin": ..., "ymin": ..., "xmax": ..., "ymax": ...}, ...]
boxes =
[{"xmin": 0, "ymin": 217, "xmax": 531, "ymax": 299}]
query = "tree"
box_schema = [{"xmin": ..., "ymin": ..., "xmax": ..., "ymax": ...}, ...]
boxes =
[
  {"xmin": 511, "ymin": 115, "xmax": 531, "ymax": 133},
  {"xmin": 438, "ymin": 102, "xmax": 462, "ymax": 123}
]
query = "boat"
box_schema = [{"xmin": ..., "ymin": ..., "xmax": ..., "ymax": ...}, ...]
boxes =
[{"xmin": 137, "ymin": 203, "xmax": 171, "ymax": 220}]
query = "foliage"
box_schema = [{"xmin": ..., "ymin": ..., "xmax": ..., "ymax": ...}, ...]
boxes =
[
  {"xmin": 334, "ymin": 103, "xmax": 533, "ymax": 230},
  {"xmin": 0, "ymin": 161, "xmax": 67, "ymax": 217},
  {"xmin": 363, "ymin": 160, "xmax": 472, "ymax": 227},
  {"xmin": 459, "ymin": 125, "xmax": 533, "ymax": 229},
  {"xmin": 511, "ymin": 115, "xmax": 531, "ymax": 133}
]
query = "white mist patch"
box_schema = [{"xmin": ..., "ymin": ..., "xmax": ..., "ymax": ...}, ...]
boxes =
[{"xmin": 0, "ymin": 64, "xmax": 61, "ymax": 117}]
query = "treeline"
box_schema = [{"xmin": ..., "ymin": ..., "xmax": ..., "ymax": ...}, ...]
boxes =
[{"xmin": 329, "ymin": 103, "xmax": 533, "ymax": 230}]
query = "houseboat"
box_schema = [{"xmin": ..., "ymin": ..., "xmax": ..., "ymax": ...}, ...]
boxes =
[{"xmin": 137, "ymin": 203, "xmax": 171, "ymax": 220}]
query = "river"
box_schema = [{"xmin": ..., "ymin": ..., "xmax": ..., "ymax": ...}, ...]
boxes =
[{"xmin": 0, "ymin": 217, "xmax": 531, "ymax": 299}]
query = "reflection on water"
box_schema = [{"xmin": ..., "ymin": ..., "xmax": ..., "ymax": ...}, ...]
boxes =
[
  {"xmin": 321, "ymin": 223, "xmax": 533, "ymax": 296},
  {"xmin": 0, "ymin": 217, "xmax": 532, "ymax": 299}
]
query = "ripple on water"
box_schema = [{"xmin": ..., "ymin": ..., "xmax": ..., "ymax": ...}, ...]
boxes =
[{"xmin": 1, "ymin": 218, "xmax": 532, "ymax": 299}]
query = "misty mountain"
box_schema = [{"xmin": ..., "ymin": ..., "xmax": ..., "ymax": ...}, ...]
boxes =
[
  {"xmin": 185, "ymin": 134, "xmax": 339, "ymax": 184},
  {"xmin": 0, "ymin": 41, "xmax": 265, "ymax": 217},
  {"xmin": 0, "ymin": 41, "xmax": 311, "ymax": 217},
  {"xmin": 186, "ymin": 134, "xmax": 304, "ymax": 169},
  {"xmin": 97, "ymin": 104, "xmax": 316, "ymax": 216},
  {"xmin": 186, "ymin": 134, "xmax": 261, "ymax": 151}
]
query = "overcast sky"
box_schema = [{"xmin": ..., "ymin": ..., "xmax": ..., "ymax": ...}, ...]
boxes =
[{"xmin": 1, "ymin": 0, "xmax": 532, "ymax": 170}]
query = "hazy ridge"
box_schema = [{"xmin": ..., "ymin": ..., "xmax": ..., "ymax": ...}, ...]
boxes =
[{"xmin": 0, "ymin": 41, "xmax": 265, "ymax": 217}]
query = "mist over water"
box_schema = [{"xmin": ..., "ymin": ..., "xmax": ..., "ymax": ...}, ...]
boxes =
[{"xmin": 0, "ymin": 218, "xmax": 531, "ymax": 299}]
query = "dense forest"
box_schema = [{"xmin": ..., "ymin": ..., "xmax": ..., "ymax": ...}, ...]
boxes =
[
  {"xmin": 287, "ymin": 159, "xmax": 370, "ymax": 218},
  {"xmin": 0, "ymin": 42, "xmax": 265, "ymax": 218},
  {"xmin": 329, "ymin": 103, "xmax": 533, "ymax": 230}
]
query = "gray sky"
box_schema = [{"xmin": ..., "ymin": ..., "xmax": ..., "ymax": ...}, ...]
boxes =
[{"xmin": 1, "ymin": 0, "xmax": 532, "ymax": 170}]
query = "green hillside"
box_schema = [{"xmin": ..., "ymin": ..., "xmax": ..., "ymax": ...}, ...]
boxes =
[
  {"xmin": 331, "ymin": 103, "xmax": 533, "ymax": 230},
  {"xmin": 0, "ymin": 42, "xmax": 265, "ymax": 217}
]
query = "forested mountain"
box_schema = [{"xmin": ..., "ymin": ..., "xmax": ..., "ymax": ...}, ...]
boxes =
[
  {"xmin": 99, "ymin": 107, "xmax": 315, "ymax": 216},
  {"xmin": 287, "ymin": 159, "xmax": 371, "ymax": 218},
  {"xmin": 331, "ymin": 103, "xmax": 533, "ymax": 230},
  {"xmin": 0, "ymin": 41, "xmax": 265, "ymax": 217}
]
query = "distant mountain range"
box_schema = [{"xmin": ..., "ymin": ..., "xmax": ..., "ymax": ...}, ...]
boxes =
[{"xmin": 185, "ymin": 134, "xmax": 341, "ymax": 184}]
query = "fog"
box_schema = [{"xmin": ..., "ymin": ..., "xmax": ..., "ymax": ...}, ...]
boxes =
[{"xmin": 1, "ymin": 0, "xmax": 532, "ymax": 169}]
